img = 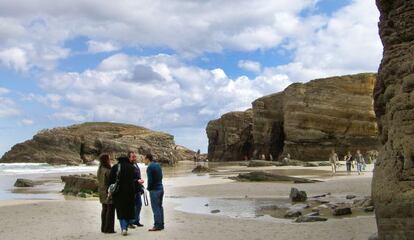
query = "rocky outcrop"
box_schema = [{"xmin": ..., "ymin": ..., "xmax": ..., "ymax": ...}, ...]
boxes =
[
  {"xmin": 372, "ymin": 1, "xmax": 414, "ymax": 239},
  {"xmin": 61, "ymin": 174, "xmax": 98, "ymax": 197},
  {"xmin": 252, "ymin": 93, "xmax": 284, "ymax": 160},
  {"xmin": 282, "ymin": 73, "xmax": 379, "ymax": 161},
  {"xmin": 207, "ymin": 73, "xmax": 380, "ymax": 162},
  {"xmin": 206, "ymin": 110, "xmax": 254, "ymax": 161},
  {"xmin": 1, "ymin": 122, "xmax": 182, "ymax": 165}
]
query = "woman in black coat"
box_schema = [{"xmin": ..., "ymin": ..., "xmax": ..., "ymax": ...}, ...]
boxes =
[{"xmin": 109, "ymin": 155, "xmax": 136, "ymax": 236}]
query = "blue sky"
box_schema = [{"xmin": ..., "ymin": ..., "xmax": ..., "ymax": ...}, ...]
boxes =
[{"xmin": 0, "ymin": 0, "xmax": 382, "ymax": 157}]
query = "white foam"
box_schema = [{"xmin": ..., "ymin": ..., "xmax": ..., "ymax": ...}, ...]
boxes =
[{"xmin": 0, "ymin": 163, "xmax": 97, "ymax": 175}]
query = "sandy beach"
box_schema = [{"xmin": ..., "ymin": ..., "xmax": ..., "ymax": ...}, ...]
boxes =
[{"xmin": 0, "ymin": 162, "xmax": 377, "ymax": 240}]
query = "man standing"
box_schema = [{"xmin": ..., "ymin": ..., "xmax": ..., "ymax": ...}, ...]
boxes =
[
  {"xmin": 128, "ymin": 151, "xmax": 144, "ymax": 228},
  {"xmin": 143, "ymin": 153, "xmax": 164, "ymax": 231},
  {"xmin": 329, "ymin": 149, "xmax": 339, "ymax": 175}
]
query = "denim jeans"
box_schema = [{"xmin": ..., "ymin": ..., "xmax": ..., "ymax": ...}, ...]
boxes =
[
  {"xmin": 133, "ymin": 193, "xmax": 142, "ymax": 225},
  {"xmin": 149, "ymin": 189, "xmax": 164, "ymax": 229},
  {"xmin": 357, "ymin": 163, "xmax": 363, "ymax": 173},
  {"xmin": 119, "ymin": 219, "xmax": 135, "ymax": 231}
]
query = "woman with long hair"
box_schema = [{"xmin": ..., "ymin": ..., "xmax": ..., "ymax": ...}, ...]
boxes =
[{"xmin": 97, "ymin": 154, "xmax": 115, "ymax": 234}]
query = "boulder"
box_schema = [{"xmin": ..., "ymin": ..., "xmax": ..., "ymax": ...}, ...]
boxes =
[
  {"xmin": 1, "ymin": 122, "xmax": 182, "ymax": 165},
  {"xmin": 294, "ymin": 216, "xmax": 328, "ymax": 223},
  {"xmin": 192, "ymin": 165, "xmax": 216, "ymax": 173},
  {"xmin": 14, "ymin": 179, "xmax": 35, "ymax": 187},
  {"xmin": 346, "ymin": 195, "xmax": 357, "ymax": 200},
  {"xmin": 372, "ymin": 3, "xmax": 414, "ymax": 239},
  {"xmin": 247, "ymin": 160, "xmax": 274, "ymax": 167},
  {"xmin": 332, "ymin": 207, "xmax": 352, "ymax": 216},
  {"xmin": 290, "ymin": 188, "xmax": 307, "ymax": 202},
  {"xmin": 206, "ymin": 110, "xmax": 254, "ymax": 161},
  {"xmin": 61, "ymin": 174, "xmax": 98, "ymax": 195}
]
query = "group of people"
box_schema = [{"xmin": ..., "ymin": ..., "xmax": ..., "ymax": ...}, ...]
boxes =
[
  {"xmin": 97, "ymin": 151, "xmax": 164, "ymax": 236},
  {"xmin": 329, "ymin": 149, "xmax": 367, "ymax": 175}
]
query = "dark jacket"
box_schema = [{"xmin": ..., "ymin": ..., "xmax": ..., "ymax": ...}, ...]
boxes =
[
  {"xmin": 133, "ymin": 163, "xmax": 144, "ymax": 194},
  {"xmin": 97, "ymin": 165, "xmax": 112, "ymax": 204},
  {"xmin": 146, "ymin": 162, "xmax": 163, "ymax": 191},
  {"xmin": 109, "ymin": 157, "xmax": 135, "ymax": 219}
]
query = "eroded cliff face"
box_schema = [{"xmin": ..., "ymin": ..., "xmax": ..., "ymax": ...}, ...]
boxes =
[
  {"xmin": 206, "ymin": 110, "xmax": 254, "ymax": 161},
  {"xmin": 207, "ymin": 73, "xmax": 380, "ymax": 162},
  {"xmin": 373, "ymin": 1, "xmax": 414, "ymax": 239},
  {"xmin": 1, "ymin": 122, "xmax": 183, "ymax": 165},
  {"xmin": 283, "ymin": 73, "xmax": 379, "ymax": 161},
  {"xmin": 252, "ymin": 93, "xmax": 284, "ymax": 160}
]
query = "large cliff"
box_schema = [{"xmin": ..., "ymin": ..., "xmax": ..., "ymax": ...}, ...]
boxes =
[
  {"xmin": 206, "ymin": 110, "xmax": 254, "ymax": 161},
  {"xmin": 373, "ymin": 1, "xmax": 414, "ymax": 239},
  {"xmin": 1, "ymin": 122, "xmax": 186, "ymax": 165},
  {"xmin": 207, "ymin": 73, "xmax": 380, "ymax": 162}
]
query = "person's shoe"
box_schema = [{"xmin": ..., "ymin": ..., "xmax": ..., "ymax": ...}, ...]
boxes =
[
  {"xmin": 121, "ymin": 230, "xmax": 128, "ymax": 236},
  {"xmin": 135, "ymin": 223, "xmax": 144, "ymax": 227},
  {"xmin": 128, "ymin": 224, "xmax": 136, "ymax": 229},
  {"xmin": 148, "ymin": 227, "xmax": 163, "ymax": 231}
]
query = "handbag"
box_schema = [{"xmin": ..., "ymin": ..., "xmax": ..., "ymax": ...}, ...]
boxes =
[{"xmin": 108, "ymin": 164, "xmax": 121, "ymax": 196}]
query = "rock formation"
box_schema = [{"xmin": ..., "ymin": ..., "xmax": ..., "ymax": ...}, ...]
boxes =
[
  {"xmin": 207, "ymin": 73, "xmax": 380, "ymax": 162},
  {"xmin": 373, "ymin": 1, "xmax": 414, "ymax": 239},
  {"xmin": 0, "ymin": 122, "xmax": 186, "ymax": 165},
  {"xmin": 282, "ymin": 73, "xmax": 379, "ymax": 161},
  {"xmin": 206, "ymin": 110, "xmax": 254, "ymax": 161}
]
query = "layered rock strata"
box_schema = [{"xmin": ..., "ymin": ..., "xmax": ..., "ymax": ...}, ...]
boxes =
[
  {"xmin": 373, "ymin": 1, "xmax": 414, "ymax": 239},
  {"xmin": 206, "ymin": 110, "xmax": 254, "ymax": 161},
  {"xmin": 1, "ymin": 122, "xmax": 183, "ymax": 165},
  {"xmin": 207, "ymin": 73, "xmax": 380, "ymax": 162}
]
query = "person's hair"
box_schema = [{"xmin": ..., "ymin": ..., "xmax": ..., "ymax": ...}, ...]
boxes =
[
  {"xmin": 128, "ymin": 150, "xmax": 135, "ymax": 158},
  {"xmin": 145, "ymin": 153, "xmax": 154, "ymax": 162},
  {"xmin": 99, "ymin": 154, "xmax": 111, "ymax": 169}
]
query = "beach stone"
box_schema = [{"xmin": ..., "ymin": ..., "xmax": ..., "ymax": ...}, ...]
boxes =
[
  {"xmin": 210, "ymin": 209, "xmax": 220, "ymax": 214},
  {"xmin": 231, "ymin": 171, "xmax": 321, "ymax": 183},
  {"xmin": 284, "ymin": 210, "xmax": 302, "ymax": 218},
  {"xmin": 61, "ymin": 174, "xmax": 98, "ymax": 195},
  {"xmin": 346, "ymin": 195, "xmax": 357, "ymax": 200},
  {"xmin": 294, "ymin": 216, "xmax": 328, "ymax": 223},
  {"xmin": 14, "ymin": 178, "xmax": 35, "ymax": 187},
  {"xmin": 247, "ymin": 160, "xmax": 274, "ymax": 167},
  {"xmin": 373, "ymin": 1, "xmax": 414, "ymax": 238},
  {"xmin": 0, "ymin": 122, "xmax": 187, "ymax": 165},
  {"xmin": 368, "ymin": 232, "xmax": 378, "ymax": 240},
  {"xmin": 305, "ymin": 212, "xmax": 320, "ymax": 217},
  {"xmin": 192, "ymin": 165, "xmax": 216, "ymax": 173},
  {"xmin": 364, "ymin": 206, "xmax": 375, "ymax": 212},
  {"xmin": 332, "ymin": 207, "xmax": 352, "ymax": 216},
  {"xmin": 289, "ymin": 188, "xmax": 307, "ymax": 202}
]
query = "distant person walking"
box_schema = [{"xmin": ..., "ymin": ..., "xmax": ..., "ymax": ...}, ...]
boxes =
[
  {"xmin": 109, "ymin": 155, "xmax": 136, "ymax": 236},
  {"xmin": 128, "ymin": 151, "xmax": 145, "ymax": 228},
  {"xmin": 344, "ymin": 151, "xmax": 353, "ymax": 175},
  {"xmin": 355, "ymin": 150, "xmax": 365, "ymax": 175},
  {"xmin": 97, "ymin": 154, "xmax": 115, "ymax": 234},
  {"xmin": 329, "ymin": 149, "xmax": 339, "ymax": 175},
  {"xmin": 144, "ymin": 153, "xmax": 164, "ymax": 231}
]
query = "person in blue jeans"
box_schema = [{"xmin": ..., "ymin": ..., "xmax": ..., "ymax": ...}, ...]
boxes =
[
  {"xmin": 143, "ymin": 153, "xmax": 164, "ymax": 231},
  {"xmin": 128, "ymin": 151, "xmax": 144, "ymax": 228}
]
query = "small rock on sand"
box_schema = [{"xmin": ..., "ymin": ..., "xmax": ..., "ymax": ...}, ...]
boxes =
[
  {"xmin": 332, "ymin": 207, "xmax": 352, "ymax": 216},
  {"xmin": 294, "ymin": 216, "xmax": 328, "ymax": 223},
  {"xmin": 210, "ymin": 209, "xmax": 220, "ymax": 214},
  {"xmin": 14, "ymin": 179, "xmax": 35, "ymax": 187},
  {"xmin": 290, "ymin": 188, "xmax": 307, "ymax": 202}
]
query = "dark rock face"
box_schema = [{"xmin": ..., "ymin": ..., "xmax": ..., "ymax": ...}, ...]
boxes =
[
  {"xmin": 14, "ymin": 179, "xmax": 35, "ymax": 187},
  {"xmin": 1, "ymin": 122, "xmax": 182, "ymax": 165},
  {"xmin": 373, "ymin": 1, "xmax": 414, "ymax": 239},
  {"xmin": 206, "ymin": 110, "xmax": 254, "ymax": 161},
  {"xmin": 207, "ymin": 73, "xmax": 380, "ymax": 162},
  {"xmin": 252, "ymin": 93, "xmax": 284, "ymax": 160}
]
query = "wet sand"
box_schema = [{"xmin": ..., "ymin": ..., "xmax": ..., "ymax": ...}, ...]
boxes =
[{"xmin": 0, "ymin": 162, "xmax": 377, "ymax": 240}]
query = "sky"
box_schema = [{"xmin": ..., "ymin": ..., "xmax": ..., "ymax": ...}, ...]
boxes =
[{"xmin": 0, "ymin": 0, "xmax": 382, "ymax": 156}]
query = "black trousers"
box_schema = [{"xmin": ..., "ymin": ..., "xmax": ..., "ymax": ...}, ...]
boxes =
[
  {"xmin": 101, "ymin": 204, "xmax": 115, "ymax": 233},
  {"xmin": 346, "ymin": 162, "xmax": 352, "ymax": 172}
]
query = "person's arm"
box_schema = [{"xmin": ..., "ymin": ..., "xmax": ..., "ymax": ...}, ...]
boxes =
[
  {"xmin": 147, "ymin": 164, "xmax": 153, "ymax": 190},
  {"xmin": 108, "ymin": 165, "xmax": 117, "ymax": 185}
]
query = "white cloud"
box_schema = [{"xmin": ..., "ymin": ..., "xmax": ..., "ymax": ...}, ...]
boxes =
[
  {"xmin": 0, "ymin": 87, "xmax": 10, "ymax": 95},
  {"xmin": 0, "ymin": 97, "xmax": 20, "ymax": 118},
  {"xmin": 87, "ymin": 40, "xmax": 119, "ymax": 53},
  {"xmin": 0, "ymin": 47, "xmax": 28, "ymax": 71},
  {"xmin": 238, "ymin": 60, "xmax": 261, "ymax": 73},
  {"xmin": 38, "ymin": 53, "xmax": 290, "ymax": 129},
  {"xmin": 20, "ymin": 119, "xmax": 34, "ymax": 126}
]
